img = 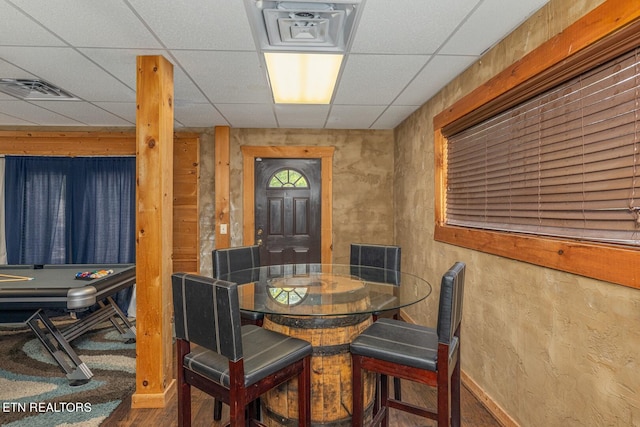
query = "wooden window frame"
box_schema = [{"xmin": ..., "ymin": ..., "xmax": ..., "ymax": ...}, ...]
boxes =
[{"xmin": 434, "ymin": 1, "xmax": 640, "ymax": 289}]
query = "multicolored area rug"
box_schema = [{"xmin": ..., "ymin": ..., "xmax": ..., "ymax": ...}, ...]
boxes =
[{"xmin": 0, "ymin": 319, "xmax": 136, "ymax": 426}]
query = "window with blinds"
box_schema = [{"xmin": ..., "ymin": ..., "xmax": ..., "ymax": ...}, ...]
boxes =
[{"xmin": 446, "ymin": 47, "xmax": 640, "ymax": 247}]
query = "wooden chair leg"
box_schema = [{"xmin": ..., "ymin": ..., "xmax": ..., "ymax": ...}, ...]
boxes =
[
  {"xmin": 177, "ymin": 340, "xmax": 191, "ymax": 427},
  {"xmin": 298, "ymin": 356, "xmax": 312, "ymax": 427},
  {"xmin": 213, "ymin": 399, "xmax": 223, "ymax": 421},
  {"xmin": 352, "ymin": 355, "xmax": 364, "ymax": 427},
  {"xmin": 451, "ymin": 358, "xmax": 462, "ymax": 427},
  {"xmin": 391, "ymin": 312, "xmax": 402, "ymax": 402},
  {"xmin": 177, "ymin": 378, "xmax": 191, "ymax": 427},
  {"xmin": 380, "ymin": 374, "xmax": 390, "ymax": 427},
  {"xmin": 213, "ymin": 398, "xmax": 261, "ymax": 422},
  {"xmin": 229, "ymin": 399, "xmax": 246, "ymax": 427},
  {"xmin": 393, "ymin": 377, "xmax": 402, "ymax": 401},
  {"xmin": 247, "ymin": 399, "xmax": 260, "ymax": 424},
  {"xmin": 373, "ymin": 373, "xmax": 380, "ymax": 415},
  {"xmin": 437, "ymin": 374, "xmax": 451, "ymax": 427}
]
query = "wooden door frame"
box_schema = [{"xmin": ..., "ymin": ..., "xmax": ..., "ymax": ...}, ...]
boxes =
[{"xmin": 241, "ymin": 146, "xmax": 334, "ymax": 263}]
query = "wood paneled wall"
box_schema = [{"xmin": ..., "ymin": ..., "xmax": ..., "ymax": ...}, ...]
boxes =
[
  {"xmin": 0, "ymin": 130, "xmax": 200, "ymax": 273},
  {"xmin": 172, "ymin": 136, "xmax": 200, "ymax": 273}
]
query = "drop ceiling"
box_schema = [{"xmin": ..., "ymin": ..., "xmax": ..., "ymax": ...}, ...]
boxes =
[{"xmin": 0, "ymin": 0, "xmax": 549, "ymax": 129}]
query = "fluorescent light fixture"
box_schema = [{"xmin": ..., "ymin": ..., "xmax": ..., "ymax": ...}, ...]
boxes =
[{"xmin": 264, "ymin": 52, "xmax": 343, "ymax": 104}]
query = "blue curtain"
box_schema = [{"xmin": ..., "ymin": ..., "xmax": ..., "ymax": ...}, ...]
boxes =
[
  {"xmin": 5, "ymin": 156, "xmax": 135, "ymax": 313},
  {"xmin": 5, "ymin": 157, "xmax": 71, "ymax": 264},
  {"xmin": 70, "ymin": 157, "xmax": 135, "ymax": 264}
]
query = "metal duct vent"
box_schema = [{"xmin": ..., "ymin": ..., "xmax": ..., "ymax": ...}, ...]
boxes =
[
  {"xmin": 0, "ymin": 78, "xmax": 79, "ymax": 101},
  {"xmin": 245, "ymin": 0, "xmax": 364, "ymax": 52}
]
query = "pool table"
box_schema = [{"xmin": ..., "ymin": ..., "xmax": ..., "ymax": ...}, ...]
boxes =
[{"xmin": 0, "ymin": 263, "xmax": 136, "ymax": 385}]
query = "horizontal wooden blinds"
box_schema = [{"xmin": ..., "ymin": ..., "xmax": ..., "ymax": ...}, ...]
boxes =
[{"xmin": 446, "ymin": 47, "xmax": 640, "ymax": 246}]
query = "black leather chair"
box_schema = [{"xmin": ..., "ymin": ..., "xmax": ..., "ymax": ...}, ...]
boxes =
[
  {"xmin": 350, "ymin": 243, "xmax": 401, "ymax": 293},
  {"xmin": 350, "ymin": 243, "xmax": 402, "ymax": 401},
  {"xmin": 212, "ymin": 245, "xmax": 263, "ymax": 420},
  {"xmin": 350, "ymin": 262, "xmax": 466, "ymax": 427},
  {"xmin": 172, "ymin": 273, "xmax": 312, "ymax": 427},
  {"xmin": 212, "ymin": 245, "xmax": 264, "ymax": 327}
]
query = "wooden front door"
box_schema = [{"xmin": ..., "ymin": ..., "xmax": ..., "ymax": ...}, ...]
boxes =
[{"xmin": 254, "ymin": 158, "xmax": 321, "ymax": 265}]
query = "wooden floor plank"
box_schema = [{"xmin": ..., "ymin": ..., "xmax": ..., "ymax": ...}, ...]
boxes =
[{"xmin": 105, "ymin": 379, "xmax": 501, "ymax": 427}]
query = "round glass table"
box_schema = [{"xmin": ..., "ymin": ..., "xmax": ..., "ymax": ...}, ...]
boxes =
[{"xmin": 221, "ymin": 263, "xmax": 432, "ymax": 427}]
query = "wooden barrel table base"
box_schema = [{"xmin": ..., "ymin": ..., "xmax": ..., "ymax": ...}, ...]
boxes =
[{"xmin": 262, "ymin": 313, "xmax": 375, "ymax": 426}]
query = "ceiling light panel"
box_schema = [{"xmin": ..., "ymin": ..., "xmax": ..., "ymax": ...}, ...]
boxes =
[{"xmin": 265, "ymin": 52, "xmax": 343, "ymax": 104}]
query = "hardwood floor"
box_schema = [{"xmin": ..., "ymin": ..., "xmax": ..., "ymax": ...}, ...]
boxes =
[{"xmin": 105, "ymin": 379, "xmax": 501, "ymax": 427}]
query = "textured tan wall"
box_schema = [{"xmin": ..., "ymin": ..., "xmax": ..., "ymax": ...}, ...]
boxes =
[
  {"xmin": 198, "ymin": 127, "xmax": 395, "ymax": 275},
  {"xmin": 197, "ymin": 129, "xmax": 215, "ymax": 276},
  {"xmin": 395, "ymin": 0, "xmax": 640, "ymax": 426}
]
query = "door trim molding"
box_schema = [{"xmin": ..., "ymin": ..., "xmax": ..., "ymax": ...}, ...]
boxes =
[{"xmin": 241, "ymin": 146, "xmax": 335, "ymax": 263}]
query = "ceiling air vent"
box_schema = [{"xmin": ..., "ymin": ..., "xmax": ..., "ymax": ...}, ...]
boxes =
[
  {"xmin": 264, "ymin": 3, "xmax": 345, "ymax": 48},
  {"xmin": 245, "ymin": 0, "xmax": 364, "ymax": 52},
  {"xmin": 0, "ymin": 78, "xmax": 79, "ymax": 101}
]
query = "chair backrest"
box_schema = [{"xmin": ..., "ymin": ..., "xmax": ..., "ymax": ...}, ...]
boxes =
[
  {"xmin": 213, "ymin": 245, "xmax": 261, "ymax": 282},
  {"xmin": 436, "ymin": 262, "xmax": 466, "ymax": 345},
  {"xmin": 172, "ymin": 272, "xmax": 243, "ymax": 362},
  {"xmin": 349, "ymin": 243, "xmax": 401, "ymax": 285}
]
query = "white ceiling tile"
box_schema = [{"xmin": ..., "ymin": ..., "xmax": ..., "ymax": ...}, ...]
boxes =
[
  {"xmin": 350, "ymin": 0, "xmax": 480, "ymax": 54},
  {"xmin": 78, "ymin": 48, "xmax": 159, "ymax": 89},
  {"xmin": 274, "ymin": 105, "xmax": 330, "ymax": 128},
  {"xmin": 0, "ymin": 100, "xmax": 84, "ymax": 126},
  {"xmin": 128, "ymin": 0, "xmax": 256, "ymax": 50},
  {"xmin": 394, "ymin": 55, "xmax": 478, "ymax": 106},
  {"xmin": 0, "ymin": 1, "xmax": 66, "ymax": 47},
  {"xmin": 326, "ymin": 105, "xmax": 386, "ymax": 129},
  {"xmin": 93, "ymin": 102, "xmax": 136, "ymax": 124},
  {"xmin": 0, "ymin": 110, "xmax": 34, "ymax": 125},
  {"xmin": 172, "ymin": 50, "xmax": 271, "ymax": 104},
  {"xmin": 334, "ymin": 54, "xmax": 429, "ymax": 105},
  {"xmin": 0, "ymin": 46, "xmax": 136, "ymax": 102},
  {"xmin": 0, "ymin": 58, "xmax": 37, "ymax": 79},
  {"xmin": 175, "ymin": 103, "xmax": 228, "ymax": 127},
  {"xmin": 30, "ymin": 100, "xmax": 133, "ymax": 126},
  {"xmin": 216, "ymin": 104, "xmax": 277, "ymax": 128},
  {"xmin": 78, "ymin": 48, "xmax": 208, "ymax": 104},
  {"xmin": 441, "ymin": 0, "xmax": 549, "ymax": 55},
  {"xmin": 9, "ymin": 0, "xmax": 162, "ymax": 48},
  {"xmin": 172, "ymin": 71, "xmax": 210, "ymax": 104},
  {"xmin": 371, "ymin": 105, "xmax": 420, "ymax": 129}
]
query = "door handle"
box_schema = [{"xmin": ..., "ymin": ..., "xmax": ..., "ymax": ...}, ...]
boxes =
[{"xmin": 256, "ymin": 227, "xmax": 264, "ymax": 246}]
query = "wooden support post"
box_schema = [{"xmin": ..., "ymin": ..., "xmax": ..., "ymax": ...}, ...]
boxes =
[
  {"xmin": 132, "ymin": 55, "xmax": 176, "ymax": 408},
  {"xmin": 214, "ymin": 126, "xmax": 231, "ymax": 249}
]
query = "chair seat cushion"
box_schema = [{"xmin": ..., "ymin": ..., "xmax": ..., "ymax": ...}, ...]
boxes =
[
  {"xmin": 184, "ymin": 325, "xmax": 312, "ymax": 387},
  {"xmin": 350, "ymin": 318, "xmax": 458, "ymax": 371},
  {"xmin": 240, "ymin": 310, "xmax": 264, "ymax": 322}
]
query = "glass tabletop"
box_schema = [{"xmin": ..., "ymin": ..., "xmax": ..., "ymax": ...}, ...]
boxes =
[{"xmin": 220, "ymin": 263, "xmax": 432, "ymax": 317}]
